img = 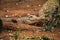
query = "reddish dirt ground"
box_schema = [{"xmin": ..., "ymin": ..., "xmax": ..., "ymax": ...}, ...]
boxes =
[{"xmin": 0, "ymin": 0, "xmax": 46, "ymax": 17}]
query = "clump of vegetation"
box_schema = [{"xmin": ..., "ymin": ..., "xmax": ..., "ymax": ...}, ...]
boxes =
[
  {"xmin": 14, "ymin": 31, "xmax": 19, "ymax": 40},
  {"xmin": 0, "ymin": 19, "xmax": 3, "ymax": 33},
  {"xmin": 44, "ymin": 7, "xmax": 60, "ymax": 31},
  {"xmin": 46, "ymin": 0, "xmax": 48, "ymax": 1},
  {"xmin": 24, "ymin": 37, "xmax": 38, "ymax": 40},
  {"xmin": 40, "ymin": 36, "xmax": 54, "ymax": 40},
  {"xmin": 43, "ymin": 6, "xmax": 60, "ymax": 32},
  {"xmin": 23, "ymin": 36, "xmax": 54, "ymax": 40}
]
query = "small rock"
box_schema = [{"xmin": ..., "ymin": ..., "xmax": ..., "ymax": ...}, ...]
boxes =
[
  {"xmin": 44, "ymin": 7, "xmax": 47, "ymax": 10},
  {"xmin": 27, "ymin": 13, "xmax": 30, "ymax": 16},
  {"xmin": 27, "ymin": 5, "xmax": 30, "ymax": 7},
  {"xmin": 5, "ymin": 15, "xmax": 8, "ymax": 18},
  {"xmin": 46, "ymin": 10, "xmax": 49, "ymax": 12},
  {"xmin": 16, "ymin": 3, "xmax": 19, "ymax": 6},
  {"xmin": 6, "ymin": 10, "xmax": 9, "ymax": 12},
  {"xmin": 8, "ymin": 30, "xmax": 12, "ymax": 33},
  {"xmin": 52, "ymin": 27, "xmax": 54, "ymax": 30},
  {"xmin": 9, "ymin": 33, "xmax": 13, "ymax": 37},
  {"xmin": 38, "ymin": 4, "xmax": 41, "ymax": 7}
]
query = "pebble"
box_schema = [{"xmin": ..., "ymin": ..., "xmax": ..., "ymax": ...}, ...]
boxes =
[
  {"xmin": 27, "ymin": 5, "xmax": 30, "ymax": 7},
  {"xmin": 16, "ymin": 3, "xmax": 19, "ymax": 6},
  {"xmin": 44, "ymin": 7, "xmax": 47, "ymax": 10},
  {"xmin": 46, "ymin": 10, "xmax": 49, "ymax": 12},
  {"xmin": 38, "ymin": 4, "xmax": 41, "ymax": 7},
  {"xmin": 8, "ymin": 30, "xmax": 12, "ymax": 33},
  {"xmin": 5, "ymin": 15, "xmax": 8, "ymax": 18},
  {"xmin": 9, "ymin": 33, "xmax": 13, "ymax": 37},
  {"xmin": 43, "ymin": 29, "xmax": 46, "ymax": 31},
  {"xmin": 6, "ymin": 10, "xmax": 9, "ymax": 12},
  {"xmin": 52, "ymin": 27, "xmax": 54, "ymax": 30},
  {"xmin": 27, "ymin": 13, "xmax": 30, "ymax": 16}
]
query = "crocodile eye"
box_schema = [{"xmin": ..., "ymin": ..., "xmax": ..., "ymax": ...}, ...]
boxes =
[
  {"xmin": 11, "ymin": 19, "xmax": 17, "ymax": 23},
  {"xmin": 30, "ymin": 16, "xmax": 33, "ymax": 18}
]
